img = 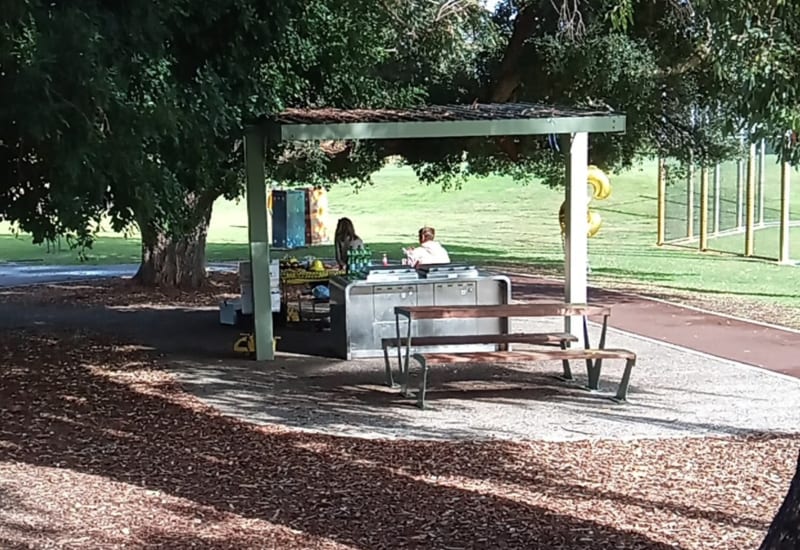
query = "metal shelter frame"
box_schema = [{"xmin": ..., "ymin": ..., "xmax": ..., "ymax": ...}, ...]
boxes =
[{"xmin": 244, "ymin": 102, "xmax": 626, "ymax": 359}]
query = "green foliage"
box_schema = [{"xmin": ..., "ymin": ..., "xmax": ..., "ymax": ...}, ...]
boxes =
[
  {"xmin": 0, "ymin": 0, "xmax": 488, "ymax": 254},
  {"xmin": 3, "ymin": 0, "xmax": 800, "ymax": 276},
  {"xmin": 395, "ymin": 0, "xmax": 800, "ymax": 189}
]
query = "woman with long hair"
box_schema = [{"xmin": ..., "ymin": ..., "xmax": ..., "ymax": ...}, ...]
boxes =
[{"xmin": 334, "ymin": 217, "xmax": 364, "ymax": 269}]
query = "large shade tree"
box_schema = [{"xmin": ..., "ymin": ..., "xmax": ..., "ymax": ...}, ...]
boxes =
[
  {"xmin": 1, "ymin": 0, "xmax": 799, "ymax": 263},
  {"xmin": 2, "ymin": 0, "xmax": 800, "ymax": 543},
  {"xmin": 0, "ymin": 0, "xmax": 489, "ymax": 286}
]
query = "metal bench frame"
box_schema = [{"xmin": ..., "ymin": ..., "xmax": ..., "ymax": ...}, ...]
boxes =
[{"xmin": 409, "ymin": 348, "xmax": 636, "ymax": 409}]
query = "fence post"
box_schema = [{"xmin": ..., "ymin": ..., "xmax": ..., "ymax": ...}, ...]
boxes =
[
  {"xmin": 713, "ymin": 164, "xmax": 721, "ymax": 234},
  {"xmin": 657, "ymin": 157, "xmax": 666, "ymax": 245},
  {"xmin": 779, "ymin": 159, "xmax": 792, "ymax": 264},
  {"xmin": 745, "ymin": 143, "xmax": 756, "ymax": 257},
  {"xmin": 757, "ymin": 138, "xmax": 766, "ymax": 226},
  {"xmin": 700, "ymin": 166, "xmax": 709, "ymax": 251},
  {"xmin": 686, "ymin": 157, "xmax": 695, "ymax": 239},
  {"xmin": 736, "ymin": 158, "xmax": 744, "ymax": 228}
]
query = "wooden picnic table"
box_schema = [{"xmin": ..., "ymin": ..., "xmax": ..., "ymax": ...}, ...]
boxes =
[{"xmin": 392, "ymin": 302, "xmax": 635, "ymax": 408}]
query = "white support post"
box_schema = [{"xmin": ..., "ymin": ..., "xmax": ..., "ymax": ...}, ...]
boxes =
[
  {"xmin": 564, "ymin": 132, "xmax": 589, "ymax": 343},
  {"xmin": 244, "ymin": 126, "xmax": 274, "ymax": 360}
]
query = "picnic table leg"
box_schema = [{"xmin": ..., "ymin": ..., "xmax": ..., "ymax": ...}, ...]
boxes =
[
  {"xmin": 582, "ymin": 315, "xmax": 594, "ymax": 375},
  {"xmin": 395, "ymin": 315, "xmax": 404, "ymax": 386},
  {"xmin": 559, "ymin": 340, "xmax": 574, "ymax": 381},
  {"xmin": 403, "ymin": 317, "xmax": 413, "ymax": 392},
  {"xmin": 587, "ymin": 362, "xmax": 602, "ymax": 391},
  {"xmin": 382, "ymin": 343, "xmax": 396, "ymax": 387},
  {"xmin": 612, "ymin": 357, "xmax": 636, "ymax": 402},
  {"xmin": 414, "ymin": 355, "xmax": 429, "ymax": 409},
  {"xmin": 592, "ymin": 314, "xmax": 609, "ymax": 377}
]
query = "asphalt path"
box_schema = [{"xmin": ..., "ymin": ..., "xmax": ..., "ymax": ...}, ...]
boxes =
[{"xmin": 0, "ymin": 262, "xmax": 236, "ymax": 287}]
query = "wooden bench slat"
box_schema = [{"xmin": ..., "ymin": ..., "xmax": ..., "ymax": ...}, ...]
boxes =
[
  {"xmin": 382, "ymin": 332, "xmax": 577, "ymax": 348},
  {"xmin": 395, "ymin": 302, "xmax": 611, "ymax": 320},
  {"xmin": 417, "ymin": 349, "xmax": 635, "ymax": 365}
]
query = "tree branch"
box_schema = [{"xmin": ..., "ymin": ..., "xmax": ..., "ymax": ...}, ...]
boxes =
[{"xmin": 488, "ymin": 3, "xmax": 538, "ymax": 103}]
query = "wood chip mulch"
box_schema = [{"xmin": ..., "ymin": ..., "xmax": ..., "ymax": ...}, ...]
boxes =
[{"xmin": 1, "ymin": 329, "xmax": 797, "ymax": 549}]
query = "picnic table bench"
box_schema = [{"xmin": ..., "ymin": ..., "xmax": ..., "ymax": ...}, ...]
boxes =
[{"xmin": 391, "ymin": 303, "xmax": 636, "ymax": 409}]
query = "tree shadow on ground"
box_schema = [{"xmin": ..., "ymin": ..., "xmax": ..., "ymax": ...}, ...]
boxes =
[{"xmin": 0, "ymin": 329, "xmax": 683, "ymax": 550}]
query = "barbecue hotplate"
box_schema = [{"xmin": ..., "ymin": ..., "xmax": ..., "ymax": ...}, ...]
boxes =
[
  {"xmin": 363, "ymin": 266, "xmax": 420, "ymax": 282},
  {"xmin": 416, "ymin": 264, "xmax": 479, "ymax": 280}
]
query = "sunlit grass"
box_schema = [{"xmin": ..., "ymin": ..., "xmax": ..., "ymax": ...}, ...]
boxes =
[{"xmin": 2, "ymin": 159, "xmax": 799, "ymax": 310}]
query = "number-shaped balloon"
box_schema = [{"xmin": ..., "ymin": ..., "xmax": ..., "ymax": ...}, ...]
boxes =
[{"xmin": 559, "ymin": 165, "xmax": 611, "ymax": 238}]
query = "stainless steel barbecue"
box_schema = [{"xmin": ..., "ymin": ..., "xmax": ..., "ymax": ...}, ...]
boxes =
[{"xmin": 329, "ymin": 266, "xmax": 511, "ymax": 359}]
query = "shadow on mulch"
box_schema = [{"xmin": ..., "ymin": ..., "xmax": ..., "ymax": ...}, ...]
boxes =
[{"xmin": 0, "ymin": 329, "xmax": 684, "ymax": 550}]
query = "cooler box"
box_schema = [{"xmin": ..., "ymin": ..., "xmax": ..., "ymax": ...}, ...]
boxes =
[
  {"xmin": 272, "ymin": 189, "xmax": 307, "ymax": 249},
  {"xmin": 239, "ymin": 260, "xmax": 280, "ymax": 314}
]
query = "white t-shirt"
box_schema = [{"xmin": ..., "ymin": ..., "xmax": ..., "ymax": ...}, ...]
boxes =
[{"xmin": 407, "ymin": 241, "xmax": 450, "ymax": 266}]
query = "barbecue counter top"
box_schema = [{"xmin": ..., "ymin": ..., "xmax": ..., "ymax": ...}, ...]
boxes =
[{"xmin": 329, "ymin": 264, "xmax": 486, "ymax": 288}]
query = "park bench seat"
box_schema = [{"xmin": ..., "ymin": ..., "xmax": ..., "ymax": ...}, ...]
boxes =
[
  {"xmin": 381, "ymin": 332, "xmax": 578, "ymax": 387},
  {"xmin": 408, "ymin": 348, "xmax": 637, "ymax": 409}
]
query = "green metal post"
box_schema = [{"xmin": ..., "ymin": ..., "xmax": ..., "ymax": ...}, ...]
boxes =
[
  {"xmin": 657, "ymin": 158, "xmax": 666, "ymax": 245},
  {"xmin": 244, "ymin": 126, "xmax": 274, "ymax": 360},
  {"xmin": 757, "ymin": 139, "xmax": 766, "ymax": 226},
  {"xmin": 686, "ymin": 155, "xmax": 694, "ymax": 239},
  {"xmin": 699, "ymin": 166, "xmax": 709, "ymax": 251},
  {"xmin": 745, "ymin": 143, "xmax": 756, "ymax": 257},
  {"xmin": 779, "ymin": 160, "xmax": 791, "ymax": 264}
]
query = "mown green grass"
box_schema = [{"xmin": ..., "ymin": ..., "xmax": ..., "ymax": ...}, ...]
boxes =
[{"xmin": 1, "ymin": 159, "xmax": 799, "ymax": 309}]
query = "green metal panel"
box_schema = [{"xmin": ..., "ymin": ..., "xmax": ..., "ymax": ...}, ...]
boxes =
[
  {"xmin": 244, "ymin": 126, "xmax": 274, "ymax": 360},
  {"xmin": 272, "ymin": 115, "xmax": 626, "ymax": 142}
]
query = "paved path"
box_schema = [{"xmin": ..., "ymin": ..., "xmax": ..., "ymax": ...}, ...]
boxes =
[
  {"xmin": 510, "ymin": 274, "xmax": 800, "ymax": 379},
  {"xmin": 0, "ymin": 262, "xmax": 236, "ymax": 287},
  {"xmin": 0, "ymin": 263, "xmax": 140, "ymax": 287}
]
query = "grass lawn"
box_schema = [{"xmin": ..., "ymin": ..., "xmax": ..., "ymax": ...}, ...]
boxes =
[{"xmin": 2, "ymin": 159, "xmax": 799, "ymax": 313}]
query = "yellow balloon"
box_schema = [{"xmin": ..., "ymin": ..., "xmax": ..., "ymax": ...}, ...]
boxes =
[
  {"xmin": 587, "ymin": 165, "xmax": 611, "ymax": 200},
  {"xmin": 587, "ymin": 210, "xmax": 603, "ymax": 237},
  {"xmin": 558, "ymin": 166, "xmax": 611, "ymax": 238}
]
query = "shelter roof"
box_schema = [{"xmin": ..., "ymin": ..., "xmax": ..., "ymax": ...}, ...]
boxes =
[
  {"xmin": 270, "ymin": 102, "xmax": 620, "ymax": 125},
  {"xmin": 256, "ymin": 102, "xmax": 625, "ymax": 142}
]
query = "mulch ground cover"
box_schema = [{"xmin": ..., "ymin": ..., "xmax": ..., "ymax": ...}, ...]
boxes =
[
  {"xmin": 1, "ymin": 327, "xmax": 797, "ymax": 549},
  {"xmin": 0, "ymin": 272, "xmax": 240, "ymax": 309}
]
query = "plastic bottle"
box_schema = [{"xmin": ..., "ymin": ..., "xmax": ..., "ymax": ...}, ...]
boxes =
[{"xmin": 382, "ymin": 253, "xmax": 388, "ymax": 266}]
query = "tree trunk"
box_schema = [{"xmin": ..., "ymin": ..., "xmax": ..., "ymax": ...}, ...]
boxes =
[
  {"xmin": 488, "ymin": 3, "xmax": 537, "ymax": 103},
  {"xmin": 760, "ymin": 450, "xmax": 800, "ymax": 550},
  {"xmin": 133, "ymin": 203, "xmax": 213, "ymax": 289}
]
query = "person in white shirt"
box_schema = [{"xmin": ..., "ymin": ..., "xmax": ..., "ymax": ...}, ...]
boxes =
[{"xmin": 404, "ymin": 226, "xmax": 450, "ymax": 267}]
